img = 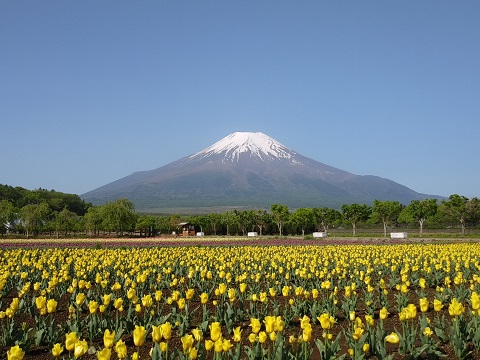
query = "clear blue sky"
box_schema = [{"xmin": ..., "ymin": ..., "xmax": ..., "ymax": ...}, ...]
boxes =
[{"xmin": 1, "ymin": 1, "xmax": 479, "ymax": 199}]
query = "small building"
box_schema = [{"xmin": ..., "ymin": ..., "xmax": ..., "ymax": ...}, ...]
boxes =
[{"xmin": 178, "ymin": 222, "xmax": 196, "ymax": 237}]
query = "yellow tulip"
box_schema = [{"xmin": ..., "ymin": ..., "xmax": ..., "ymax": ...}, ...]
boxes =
[
  {"xmin": 160, "ymin": 322, "xmax": 172, "ymax": 340},
  {"xmin": 302, "ymin": 324, "xmax": 312, "ymax": 342},
  {"xmin": 159, "ymin": 342, "xmax": 168, "ymax": 353},
  {"xmin": 449, "ymin": 298, "xmax": 465, "ymax": 317},
  {"xmin": 379, "ymin": 307, "xmax": 389, "ymax": 320},
  {"xmin": 200, "ymin": 292, "xmax": 209, "ymax": 304},
  {"xmin": 264, "ymin": 316, "xmax": 276, "ymax": 333},
  {"xmin": 51, "ymin": 343, "xmax": 64, "ymax": 357},
  {"xmin": 114, "ymin": 298, "xmax": 123, "ymax": 310},
  {"xmin": 47, "ymin": 299, "xmax": 58, "ymax": 313},
  {"xmin": 239, "ymin": 283, "xmax": 247, "ymax": 293},
  {"xmin": 250, "ymin": 318, "xmax": 261, "ymax": 334},
  {"xmin": 214, "ymin": 339, "xmax": 224, "ymax": 353},
  {"xmin": 88, "ymin": 300, "xmax": 98, "ymax": 314},
  {"xmin": 258, "ymin": 331, "xmax": 268, "ymax": 343},
  {"xmin": 186, "ymin": 288, "xmax": 195, "ymax": 300},
  {"xmin": 275, "ymin": 316, "xmax": 285, "ymax": 332},
  {"xmin": 218, "ymin": 283, "xmax": 227, "ymax": 295},
  {"xmin": 222, "ymin": 339, "xmax": 233, "ymax": 352},
  {"xmin": 419, "ymin": 297, "xmax": 429, "ymax": 313},
  {"xmin": 102, "ymin": 294, "xmax": 111, "ymax": 306},
  {"xmin": 233, "ymin": 326, "xmax": 242, "ymax": 342},
  {"xmin": 352, "ymin": 326, "xmax": 364, "ymax": 341},
  {"xmin": 177, "ymin": 298, "xmax": 186, "ymax": 310},
  {"xmin": 7, "ymin": 345, "xmax": 25, "ymax": 360},
  {"xmin": 103, "ymin": 329, "xmax": 115, "ymax": 349},
  {"xmin": 141, "ymin": 294, "xmax": 153, "ymax": 308},
  {"xmin": 75, "ymin": 293, "xmax": 85, "ymax": 306},
  {"xmin": 423, "ymin": 327, "xmax": 433, "ymax": 337},
  {"xmin": 65, "ymin": 332, "xmax": 79, "ymax": 352},
  {"xmin": 205, "ymin": 340, "xmax": 214, "ymax": 351},
  {"xmin": 133, "ymin": 325, "xmax": 146, "ymax": 347},
  {"xmin": 209, "ymin": 321, "xmax": 222, "ymax": 341},
  {"xmin": 151, "ymin": 325, "xmax": 162, "ymax": 343},
  {"xmin": 115, "ymin": 340, "xmax": 127, "ymax": 359},
  {"xmin": 300, "ymin": 315, "xmax": 311, "ymax": 329},
  {"xmin": 318, "ymin": 313, "xmax": 334, "ymax": 330},
  {"xmin": 248, "ymin": 333, "xmax": 257, "ymax": 343},
  {"xmin": 73, "ymin": 339, "xmax": 88, "ymax": 358},
  {"xmin": 434, "ymin": 299, "xmax": 443, "ymax": 312},
  {"xmin": 363, "ymin": 343, "xmax": 370, "ymax": 353},
  {"xmin": 191, "ymin": 328, "xmax": 203, "ymax": 342},
  {"xmin": 385, "ymin": 332, "xmax": 400, "ymax": 344},
  {"xmin": 97, "ymin": 347, "xmax": 111, "ymax": 360},
  {"xmin": 472, "ymin": 292, "xmax": 480, "ymax": 311},
  {"xmin": 35, "ymin": 296, "xmax": 46, "ymax": 310},
  {"xmin": 181, "ymin": 334, "xmax": 194, "ymax": 352},
  {"xmin": 189, "ymin": 348, "xmax": 198, "ymax": 360}
]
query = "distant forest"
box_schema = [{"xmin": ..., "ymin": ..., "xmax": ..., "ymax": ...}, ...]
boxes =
[{"xmin": 0, "ymin": 184, "xmax": 479, "ymax": 238}]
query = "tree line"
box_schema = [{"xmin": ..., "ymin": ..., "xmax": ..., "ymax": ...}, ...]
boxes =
[{"xmin": 1, "ymin": 184, "xmax": 479, "ymax": 237}]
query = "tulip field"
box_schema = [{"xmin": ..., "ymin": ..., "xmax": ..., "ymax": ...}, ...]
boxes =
[{"xmin": 3, "ymin": 239, "xmax": 480, "ymax": 359}]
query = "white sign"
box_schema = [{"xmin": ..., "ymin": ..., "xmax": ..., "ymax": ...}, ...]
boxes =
[
  {"xmin": 313, "ymin": 232, "xmax": 328, "ymax": 238},
  {"xmin": 247, "ymin": 232, "xmax": 258, "ymax": 237},
  {"xmin": 390, "ymin": 232, "xmax": 407, "ymax": 239}
]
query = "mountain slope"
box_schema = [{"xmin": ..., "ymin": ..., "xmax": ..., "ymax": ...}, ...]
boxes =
[{"xmin": 81, "ymin": 132, "xmax": 437, "ymax": 211}]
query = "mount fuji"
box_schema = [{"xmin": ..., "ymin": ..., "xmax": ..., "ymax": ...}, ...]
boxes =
[{"xmin": 81, "ymin": 132, "xmax": 435, "ymax": 212}]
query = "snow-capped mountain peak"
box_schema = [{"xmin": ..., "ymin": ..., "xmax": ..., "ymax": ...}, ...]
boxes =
[{"xmin": 189, "ymin": 132, "xmax": 296, "ymax": 162}]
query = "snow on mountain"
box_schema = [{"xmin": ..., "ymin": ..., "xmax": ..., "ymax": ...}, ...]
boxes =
[{"xmin": 189, "ymin": 132, "xmax": 298, "ymax": 163}]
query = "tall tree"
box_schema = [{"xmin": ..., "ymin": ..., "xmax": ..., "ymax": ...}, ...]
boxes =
[
  {"xmin": 101, "ymin": 199, "xmax": 137, "ymax": 236},
  {"xmin": 54, "ymin": 207, "xmax": 78, "ymax": 238},
  {"xmin": 313, "ymin": 207, "xmax": 340, "ymax": 232},
  {"xmin": 84, "ymin": 206, "xmax": 103, "ymax": 236},
  {"xmin": 372, "ymin": 200, "xmax": 403, "ymax": 237},
  {"xmin": 441, "ymin": 194, "xmax": 479, "ymax": 235},
  {"xmin": 0, "ymin": 200, "xmax": 16, "ymax": 234},
  {"xmin": 136, "ymin": 215, "xmax": 157, "ymax": 237},
  {"xmin": 255, "ymin": 210, "xmax": 271, "ymax": 236},
  {"xmin": 20, "ymin": 202, "xmax": 51, "ymax": 238},
  {"xmin": 270, "ymin": 204, "xmax": 290, "ymax": 237},
  {"xmin": 341, "ymin": 203, "xmax": 371, "ymax": 236},
  {"xmin": 403, "ymin": 199, "xmax": 438, "ymax": 237},
  {"xmin": 208, "ymin": 213, "xmax": 223, "ymax": 235},
  {"xmin": 291, "ymin": 208, "xmax": 315, "ymax": 236}
]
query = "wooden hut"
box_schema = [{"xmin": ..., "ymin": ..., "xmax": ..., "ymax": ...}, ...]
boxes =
[{"xmin": 178, "ymin": 222, "xmax": 196, "ymax": 237}]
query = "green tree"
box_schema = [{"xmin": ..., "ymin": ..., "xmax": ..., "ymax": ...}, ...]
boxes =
[
  {"xmin": 208, "ymin": 212, "xmax": 223, "ymax": 235},
  {"xmin": 136, "ymin": 215, "xmax": 157, "ymax": 237},
  {"xmin": 270, "ymin": 204, "xmax": 290, "ymax": 237},
  {"xmin": 441, "ymin": 194, "xmax": 480, "ymax": 235},
  {"xmin": 84, "ymin": 206, "xmax": 103, "ymax": 236},
  {"xmin": 341, "ymin": 203, "xmax": 371, "ymax": 236},
  {"xmin": 372, "ymin": 200, "xmax": 403, "ymax": 237},
  {"xmin": 255, "ymin": 210, "xmax": 271, "ymax": 236},
  {"xmin": 0, "ymin": 200, "xmax": 16, "ymax": 234},
  {"xmin": 20, "ymin": 202, "xmax": 51, "ymax": 238},
  {"xmin": 191, "ymin": 215, "xmax": 210, "ymax": 234},
  {"xmin": 313, "ymin": 207, "xmax": 340, "ymax": 232},
  {"xmin": 54, "ymin": 207, "xmax": 79, "ymax": 238},
  {"xmin": 101, "ymin": 199, "xmax": 137, "ymax": 236},
  {"xmin": 222, "ymin": 211, "xmax": 238, "ymax": 236},
  {"xmin": 291, "ymin": 208, "xmax": 315, "ymax": 236},
  {"xmin": 156, "ymin": 216, "xmax": 171, "ymax": 235},
  {"xmin": 403, "ymin": 199, "xmax": 438, "ymax": 237}
]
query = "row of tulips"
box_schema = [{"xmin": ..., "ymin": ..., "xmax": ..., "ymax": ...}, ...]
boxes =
[{"xmin": 2, "ymin": 243, "xmax": 480, "ymax": 359}]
